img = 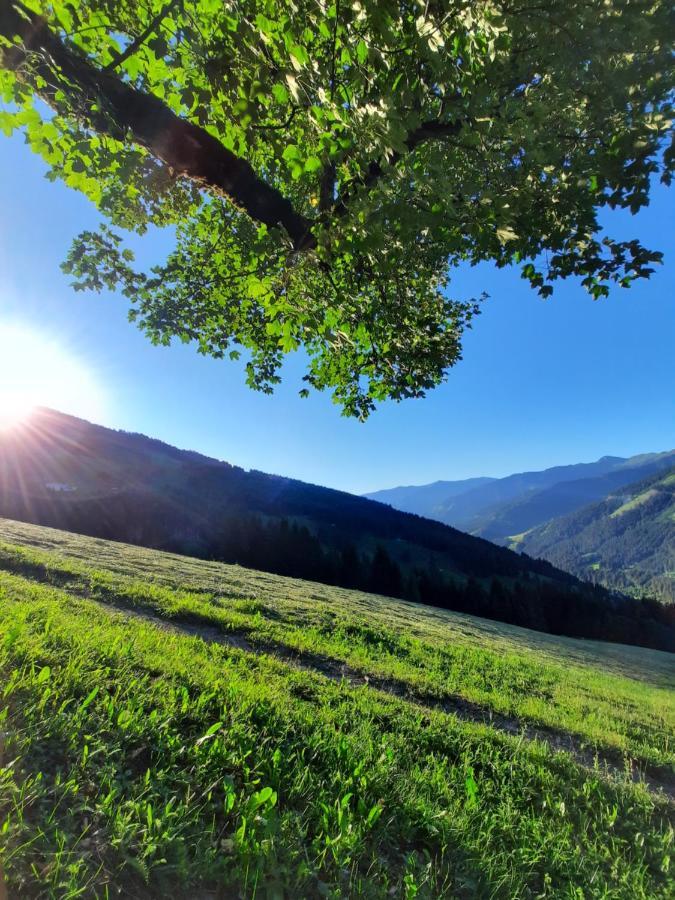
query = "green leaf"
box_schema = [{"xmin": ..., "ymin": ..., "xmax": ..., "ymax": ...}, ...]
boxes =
[
  {"xmin": 367, "ymin": 802, "xmax": 384, "ymax": 826},
  {"xmin": 271, "ymin": 83, "xmax": 289, "ymax": 104},
  {"xmin": 304, "ymin": 156, "xmax": 323, "ymax": 174},
  {"xmin": 247, "ymin": 278, "xmax": 269, "ymax": 299},
  {"xmin": 282, "ymin": 145, "xmax": 301, "ymax": 162},
  {"xmin": 252, "ymin": 786, "xmax": 277, "ymax": 809},
  {"xmin": 0, "ymin": 110, "xmax": 16, "ymax": 137},
  {"xmin": 289, "ymin": 44, "xmax": 309, "ymax": 67},
  {"xmin": 79, "ymin": 687, "xmax": 99, "ymax": 712},
  {"xmin": 117, "ymin": 709, "xmax": 133, "ymax": 728},
  {"xmin": 465, "ymin": 769, "xmax": 478, "ymax": 807},
  {"xmin": 196, "ymin": 721, "xmax": 223, "ymax": 745}
]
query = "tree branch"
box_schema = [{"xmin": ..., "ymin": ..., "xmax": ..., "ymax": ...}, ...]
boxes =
[
  {"xmin": 250, "ymin": 105, "xmax": 300, "ymax": 132},
  {"xmin": 102, "ymin": 0, "xmax": 178, "ymax": 73},
  {"xmin": 333, "ymin": 117, "xmax": 463, "ymax": 216},
  {"xmin": 0, "ymin": 0, "xmax": 314, "ymax": 249},
  {"xmin": 319, "ymin": 162, "xmax": 336, "ymax": 212},
  {"xmin": 405, "ymin": 118, "xmax": 463, "ymax": 149}
]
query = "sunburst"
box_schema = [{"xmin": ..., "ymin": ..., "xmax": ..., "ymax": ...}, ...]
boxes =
[
  {"xmin": 0, "ymin": 389, "xmax": 36, "ymax": 431},
  {"xmin": 0, "ymin": 323, "xmax": 105, "ymax": 429}
]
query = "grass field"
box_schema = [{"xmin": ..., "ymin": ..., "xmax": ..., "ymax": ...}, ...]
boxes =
[{"xmin": 0, "ymin": 517, "xmax": 672, "ymax": 898}]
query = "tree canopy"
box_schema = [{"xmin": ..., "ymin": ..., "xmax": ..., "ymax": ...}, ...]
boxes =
[{"xmin": 1, "ymin": 0, "xmax": 673, "ymax": 416}]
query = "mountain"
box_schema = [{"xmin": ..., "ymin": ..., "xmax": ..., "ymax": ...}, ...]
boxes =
[
  {"xmin": 0, "ymin": 407, "xmax": 672, "ymax": 650},
  {"xmin": 361, "ymin": 477, "xmax": 496, "ymax": 519},
  {"xmin": 517, "ymin": 467, "xmax": 675, "ymax": 603},
  {"xmin": 0, "ymin": 408, "xmax": 547, "ymax": 586},
  {"xmin": 365, "ymin": 452, "xmax": 675, "ymax": 543}
]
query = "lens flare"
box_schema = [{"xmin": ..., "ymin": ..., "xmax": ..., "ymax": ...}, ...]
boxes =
[
  {"xmin": 0, "ymin": 323, "xmax": 105, "ymax": 429},
  {"xmin": 0, "ymin": 390, "xmax": 35, "ymax": 430}
]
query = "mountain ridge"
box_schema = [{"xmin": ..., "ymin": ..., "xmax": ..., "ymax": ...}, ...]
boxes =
[
  {"xmin": 365, "ymin": 450, "xmax": 675, "ymax": 541},
  {"xmin": 1, "ymin": 407, "xmax": 673, "ymax": 650}
]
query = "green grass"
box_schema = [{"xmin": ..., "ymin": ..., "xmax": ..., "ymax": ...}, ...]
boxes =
[
  {"xmin": 610, "ymin": 490, "xmax": 660, "ymax": 518},
  {"xmin": 0, "ymin": 517, "xmax": 673, "ymax": 898}
]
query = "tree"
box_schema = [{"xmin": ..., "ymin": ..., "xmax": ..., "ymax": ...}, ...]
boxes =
[
  {"xmin": 1, "ymin": 1, "xmax": 672, "ymax": 417},
  {"xmin": 369, "ymin": 544, "xmax": 402, "ymax": 597}
]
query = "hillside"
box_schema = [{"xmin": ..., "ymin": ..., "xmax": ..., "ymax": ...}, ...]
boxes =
[
  {"xmin": 0, "ymin": 518, "xmax": 672, "ymax": 898},
  {"xmin": 366, "ymin": 452, "xmax": 675, "ymax": 542},
  {"xmin": 3, "ymin": 408, "xmax": 672, "ymax": 650},
  {"xmin": 517, "ymin": 467, "xmax": 675, "ymax": 603},
  {"xmin": 0, "ymin": 409, "xmax": 538, "ymax": 590}
]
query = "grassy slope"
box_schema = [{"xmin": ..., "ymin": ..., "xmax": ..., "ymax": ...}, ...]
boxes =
[{"xmin": 0, "ymin": 517, "xmax": 673, "ymax": 899}]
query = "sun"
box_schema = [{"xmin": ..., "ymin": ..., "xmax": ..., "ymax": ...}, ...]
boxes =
[
  {"xmin": 0, "ymin": 389, "xmax": 36, "ymax": 430},
  {"xmin": 0, "ymin": 323, "xmax": 105, "ymax": 429}
]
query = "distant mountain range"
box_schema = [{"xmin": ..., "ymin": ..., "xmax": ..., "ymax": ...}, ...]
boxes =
[
  {"xmin": 365, "ymin": 451, "xmax": 675, "ymax": 542},
  {"xmin": 516, "ymin": 466, "xmax": 675, "ymax": 603},
  {"xmin": 1, "ymin": 408, "xmax": 672, "ymax": 650},
  {"xmin": 363, "ymin": 477, "xmax": 497, "ymax": 520},
  {"xmin": 366, "ymin": 451, "xmax": 675, "ymax": 608}
]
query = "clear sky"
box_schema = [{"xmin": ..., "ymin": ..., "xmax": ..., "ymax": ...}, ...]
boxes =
[{"xmin": 1, "ymin": 131, "xmax": 674, "ymax": 494}]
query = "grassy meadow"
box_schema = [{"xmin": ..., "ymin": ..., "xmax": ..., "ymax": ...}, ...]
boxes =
[{"xmin": 0, "ymin": 517, "xmax": 672, "ymax": 898}]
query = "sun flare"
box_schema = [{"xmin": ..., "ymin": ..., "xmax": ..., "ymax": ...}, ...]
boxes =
[
  {"xmin": 0, "ymin": 323, "xmax": 105, "ymax": 429},
  {"xmin": 0, "ymin": 390, "xmax": 36, "ymax": 430}
]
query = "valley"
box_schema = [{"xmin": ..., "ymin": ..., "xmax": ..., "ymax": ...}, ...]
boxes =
[
  {"xmin": 518, "ymin": 467, "xmax": 675, "ymax": 603},
  {"xmin": 367, "ymin": 453, "xmax": 675, "ymax": 607}
]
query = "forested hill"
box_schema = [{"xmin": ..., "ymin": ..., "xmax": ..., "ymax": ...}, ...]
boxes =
[
  {"xmin": 517, "ymin": 467, "xmax": 675, "ymax": 604},
  {"xmin": 0, "ymin": 408, "xmax": 672, "ymax": 650}
]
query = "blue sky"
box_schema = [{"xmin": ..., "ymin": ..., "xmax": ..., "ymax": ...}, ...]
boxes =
[{"xmin": 1, "ymin": 132, "xmax": 674, "ymax": 494}]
